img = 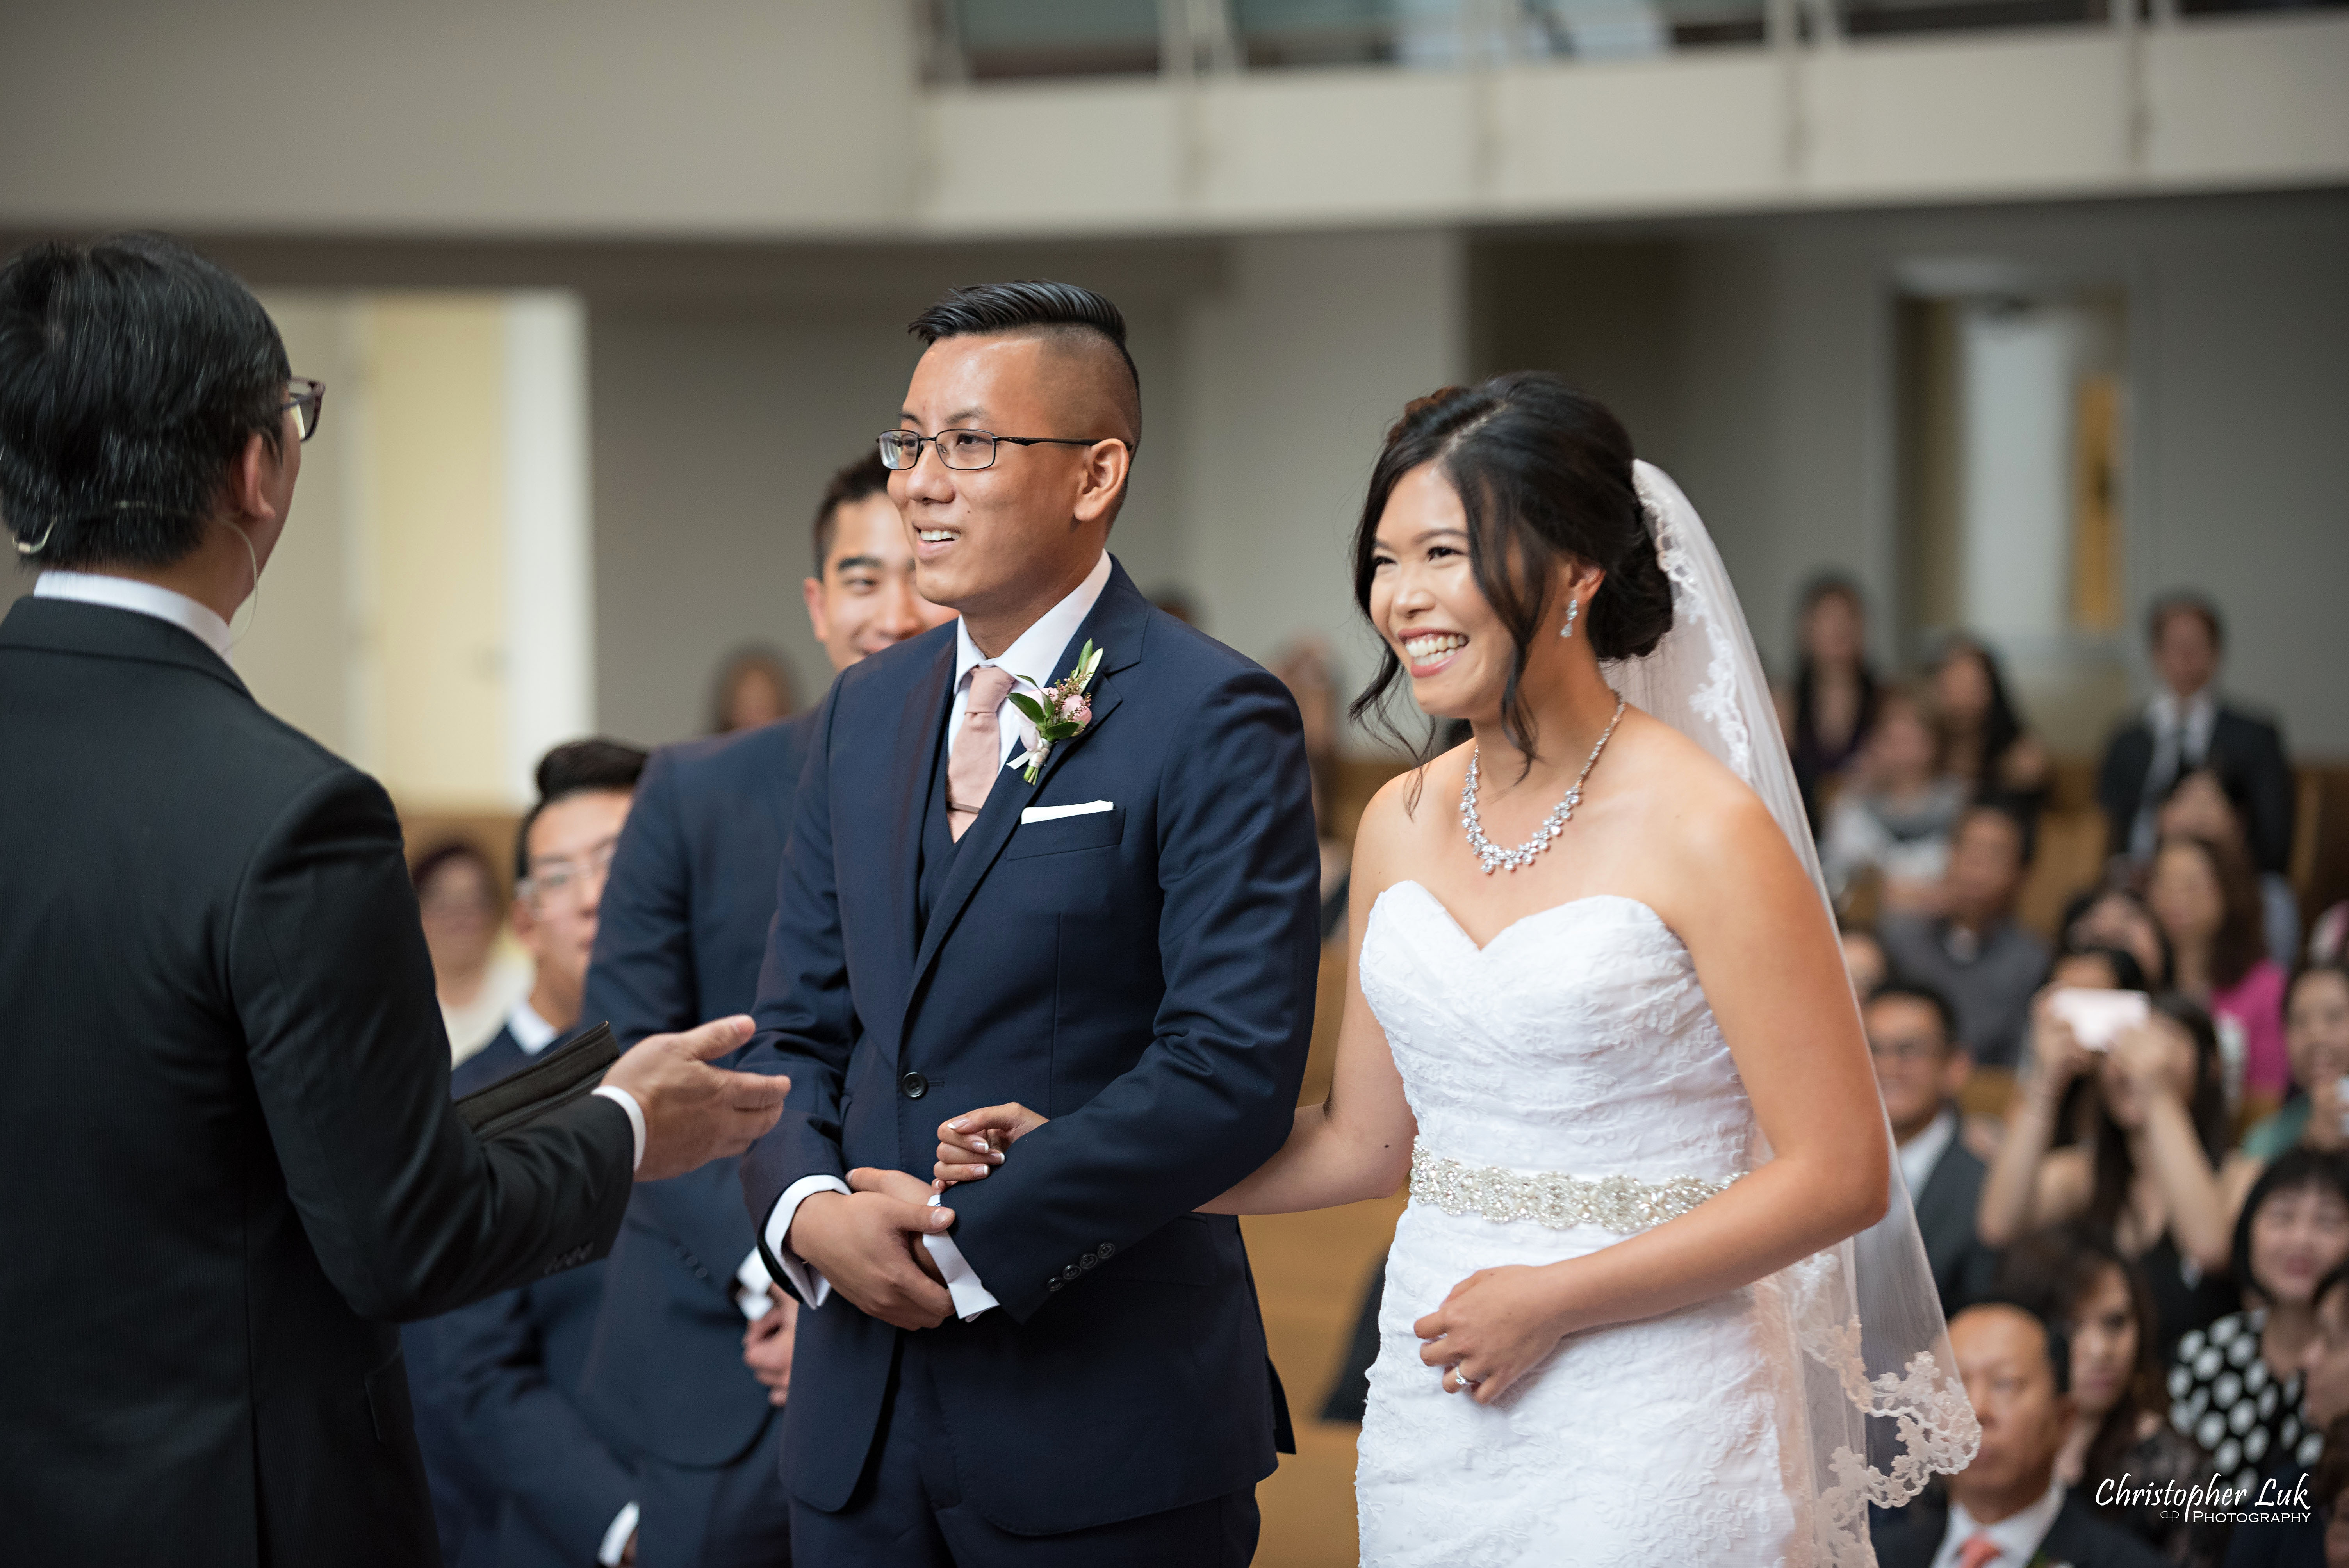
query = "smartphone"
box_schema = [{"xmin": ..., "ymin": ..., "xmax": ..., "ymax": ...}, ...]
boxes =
[
  {"xmin": 2047, "ymin": 987, "xmax": 2150, "ymax": 1051},
  {"xmin": 2334, "ymin": 1075, "xmax": 2349, "ymax": 1138}
]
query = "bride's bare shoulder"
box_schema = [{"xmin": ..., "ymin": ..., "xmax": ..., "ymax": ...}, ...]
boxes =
[
  {"xmin": 1611, "ymin": 709, "xmax": 1788, "ymax": 858},
  {"xmin": 1356, "ymin": 742, "xmax": 1471, "ymax": 856}
]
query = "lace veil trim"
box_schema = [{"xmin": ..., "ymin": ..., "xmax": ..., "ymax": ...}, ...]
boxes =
[{"xmin": 1606, "ymin": 462, "xmax": 1981, "ymax": 1565}]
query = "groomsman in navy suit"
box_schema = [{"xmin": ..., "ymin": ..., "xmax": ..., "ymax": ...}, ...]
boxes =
[
  {"xmin": 405, "ymin": 739, "xmax": 651, "ymax": 1568},
  {"xmin": 739, "ymin": 281, "xmax": 1322, "ymax": 1565},
  {"xmin": 573, "ymin": 451, "xmax": 953, "ymax": 1568}
]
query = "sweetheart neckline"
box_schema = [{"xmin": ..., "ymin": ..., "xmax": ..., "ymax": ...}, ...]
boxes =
[{"xmin": 1373, "ymin": 878, "xmax": 1675, "ymax": 957}]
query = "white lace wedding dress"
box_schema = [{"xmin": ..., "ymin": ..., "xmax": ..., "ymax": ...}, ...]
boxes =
[{"xmin": 1355, "ymin": 881, "xmax": 1805, "ymax": 1567}]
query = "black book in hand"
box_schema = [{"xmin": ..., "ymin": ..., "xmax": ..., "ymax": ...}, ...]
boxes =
[{"xmin": 454, "ymin": 1021, "xmax": 621, "ymax": 1139}]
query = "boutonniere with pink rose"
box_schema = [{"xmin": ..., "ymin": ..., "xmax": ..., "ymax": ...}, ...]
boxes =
[{"xmin": 1007, "ymin": 640, "xmax": 1104, "ymax": 784}]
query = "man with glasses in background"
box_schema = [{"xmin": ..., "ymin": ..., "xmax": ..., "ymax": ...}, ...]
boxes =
[{"xmin": 404, "ymin": 738, "xmax": 654, "ymax": 1568}]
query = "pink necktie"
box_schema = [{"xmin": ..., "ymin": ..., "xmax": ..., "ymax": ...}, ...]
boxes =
[
  {"xmin": 946, "ymin": 666, "xmax": 1018, "ymax": 842},
  {"xmin": 1955, "ymin": 1533, "xmax": 2003, "ymax": 1568}
]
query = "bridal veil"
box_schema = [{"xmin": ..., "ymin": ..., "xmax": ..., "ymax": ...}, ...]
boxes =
[{"xmin": 1605, "ymin": 461, "xmax": 1981, "ymax": 1566}]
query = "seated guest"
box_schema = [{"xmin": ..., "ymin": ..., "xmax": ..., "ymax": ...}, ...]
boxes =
[
  {"xmin": 1881, "ymin": 804, "xmax": 2051, "ymax": 1069},
  {"xmin": 406, "ymin": 739, "xmax": 651, "ymax": 1568},
  {"xmin": 2099, "ymin": 592, "xmax": 2294, "ymax": 878},
  {"xmin": 707, "ymin": 645, "xmax": 795, "ymax": 734},
  {"xmin": 1782, "ymin": 571, "xmax": 1882, "ymax": 833},
  {"xmin": 2159, "ymin": 764, "xmax": 2301, "ymax": 969},
  {"xmin": 1930, "ymin": 632, "xmax": 2051, "ymax": 826},
  {"xmin": 1871, "ymin": 1301, "xmax": 2166, "ymax": 1568},
  {"xmin": 574, "ymin": 449, "xmax": 955, "ymax": 1567},
  {"xmin": 1997, "ymin": 1229, "xmax": 2224, "ymax": 1568},
  {"xmin": 414, "ymin": 838, "xmax": 530, "ymax": 1064},
  {"xmin": 1844, "ymin": 923, "xmax": 1892, "ymax": 1001},
  {"xmin": 2173, "ymin": 1151, "xmax": 2349, "ymax": 1498},
  {"xmin": 1868, "ymin": 982, "xmax": 2001, "ymax": 1316},
  {"xmin": 2067, "ymin": 886, "xmax": 2176, "ymax": 994},
  {"xmin": 1821, "ymin": 687, "xmax": 1969, "ymax": 912},
  {"xmin": 2241, "ymin": 964, "xmax": 2349, "ymax": 1167},
  {"xmin": 2225, "ymin": 1262, "xmax": 2349, "ymax": 1567},
  {"xmin": 1982, "ymin": 994, "xmax": 2242, "ymax": 1358},
  {"xmin": 2151, "ymin": 833, "xmax": 2292, "ymax": 1108}
]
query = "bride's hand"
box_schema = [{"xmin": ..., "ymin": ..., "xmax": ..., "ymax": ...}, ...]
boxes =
[
  {"xmin": 932, "ymin": 1102, "xmax": 1050, "ymax": 1187},
  {"xmin": 1414, "ymin": 1264, "xmax": 1579, "ymax": 1404}
]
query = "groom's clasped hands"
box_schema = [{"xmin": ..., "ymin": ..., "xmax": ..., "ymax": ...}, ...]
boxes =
[{"xmin": 790, "ymin": 1168, "xmax": 960, "ymax": 1330}]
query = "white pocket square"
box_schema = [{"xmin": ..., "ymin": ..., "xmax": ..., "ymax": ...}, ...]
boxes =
[{"xmin": 1020, "ymin": 800, "xmax": 1114, "ymax": 824}]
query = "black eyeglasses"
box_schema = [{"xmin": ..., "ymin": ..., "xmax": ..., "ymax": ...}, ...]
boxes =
[
  {"xmin": 876, "ymin": 428, "xmax": 1115, "ymax": 472},
  {"xmin": 284, "ymin": 378, "xmax": 326, "ymax": 443}
]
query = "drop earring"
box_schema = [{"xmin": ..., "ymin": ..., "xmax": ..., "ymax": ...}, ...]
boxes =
[{"xmin": 1559, "ymin": 597, "xmax": 1579, "ymax": 639}]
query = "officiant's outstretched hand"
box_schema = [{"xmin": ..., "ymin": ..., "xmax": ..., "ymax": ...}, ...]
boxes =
[{"xmin": 604, "ymin": 1015, "xmax": 792, "ymax": 1180}]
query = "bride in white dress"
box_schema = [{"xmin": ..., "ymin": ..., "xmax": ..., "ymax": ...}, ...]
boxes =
[{"xmin": 934, "ymin": 375, "xmax": 1977, "ymax": 1566}]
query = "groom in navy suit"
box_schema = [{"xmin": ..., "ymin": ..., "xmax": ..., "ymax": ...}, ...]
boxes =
[{"xmin": 739, "ymin": 281, "xmax": 1322, "ymax": 1564}]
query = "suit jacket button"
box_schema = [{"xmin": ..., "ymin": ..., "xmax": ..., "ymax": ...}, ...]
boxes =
[
  {"xmin": 1048, "ymin": 1278, "xmax": 1063, "ymax": 1292},
  {"xmin": 1079, "ymin": 1255, "xmax": 1096, "ymax": 1271},
  {"xmin": 1060, "ymin": 1265, "xmax": 1078, "ymax": 1282},
  {"xmin": 900, "ymin": 1071, "xmax": 928, "ymax": 1099},
  {"xmin": 1097, "ymin": 1241, "xmax": 1115, "ymax": 1258}
]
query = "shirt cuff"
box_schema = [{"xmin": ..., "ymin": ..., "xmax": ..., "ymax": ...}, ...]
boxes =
[
  {"xmin": 763, "ymin": 1175, "xmax": 852, "ymax": 1308},
  {"xmin": 736, "ymin": 1247, "xmax": 775, "ymax": 1320},
  {"xmin": 590, "ymin": 1085, "xmax": 645, "ymax": 1172},
  {"xmin": 923, "ymin": 1193, "xmax": 999, "ymax": 1321},
  {"xmin": 597, "ymin": 1500, "xmax": 639, "ymax": 1567}
]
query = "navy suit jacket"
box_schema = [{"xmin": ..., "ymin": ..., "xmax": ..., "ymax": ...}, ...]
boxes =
[
  {"xmin": 412, "ymin": 1029, "xmax": 637, "ymax": 1568},
  {"xmin": 576, "ymin": 713, "xmax": 819, "ymax": 1469},
  {"xmin": 738, "ymin": 559, "xmax": 1321, "ymax": 1535}
]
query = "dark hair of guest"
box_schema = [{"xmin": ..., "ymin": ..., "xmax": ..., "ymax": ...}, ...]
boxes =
[
  {"xmin": 1866, "ymin": 980, "xmax": 1960, "ymax": 1050},
  {"xmin": 2059, "ymin": 886, "xmax": 2175, "ymax": 991},
  {"xmin": 2231, "ymin": 1148, "xmax": 2349, "ymax": 1307},
  {"xmin": 515, "ymin": 738, "xmax": 649, "ymax": 880},
  {"xmin": 2147, "ymin": 590, "xmax": 2224, "ymax": 652},
  {"xmin": 1347, "ymin": 373, "xmax": 1672, "ymax": 768},
  {"xmin": 812, "ymin": 450, "xmax": 893, "ymax": 577},
  {"xmin": 0, "ymin": 233, "xmax": 291, "ymax": 572},
  {"xmin": 906, "ymin": 280, "xmax": 1140, "ymax": 454},
  {"xmin": 1994, "ymin": 1228, "xmax": 2160, "ymax": 1477},
  {"xmin": 2086, "ymin": 995, "xmax": 2231, "ymax": 1239},
  {"xmin": 2044, "ymin": 944, "xmax": 2151, "ymax": 997},
  {"xmin": 2153, "ymin": 833, "xmax": 2266, "ymax": 991},
  {"xmin": 1928, "ymin": 633, "xmax": 2026, "ymax": 793},
  {"xmin": 410, "ymin": 839, "xmax": 499, "ymax": 903},
  {"xmin": 1959, "ymin": 1297, "xmax": 2074, "ymax": 1397}
]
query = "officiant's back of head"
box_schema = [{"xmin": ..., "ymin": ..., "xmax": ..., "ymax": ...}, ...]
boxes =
[
  {"xmin": 887, "ymin": 279, "xmax": 1140, "ymax": 631},
  {"xmin": 1, "ymin": 232, "xmax": 296, "ymax": 570}
]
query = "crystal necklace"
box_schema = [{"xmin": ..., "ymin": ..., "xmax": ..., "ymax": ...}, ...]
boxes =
[{"xmin": 1459, "ymin": 692, "xmax": 1627, "ymax": 874}]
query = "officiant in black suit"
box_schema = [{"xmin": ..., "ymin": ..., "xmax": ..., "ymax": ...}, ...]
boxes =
[
  {"xmin": 569, "ymin": 450, "xmax": 952, "ymax": 1567},
  {"xmin": 1872, "ymin": 1303, "xmax": 2165, "ymax": 1568},
  {"xmin": 0, "ymin": 233, "xmax": 788, "ymax": 1568},
  {"xmin": 1866, "ymin": 982, "xmax": 2001, "ymax": 1318},
  {"xmin": 736, "ymin": 281, "xmax": 1321, "ymax": 1566}
]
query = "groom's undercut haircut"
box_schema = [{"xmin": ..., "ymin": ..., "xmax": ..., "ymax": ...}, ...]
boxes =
[
  {"xmin": 0, "ymin": 232, "xmax": 291, "ymax": 573},
  {"xmin": 515, "ymin": 738, "xmax": 650, "ymax": 880},
  {"xmin": 907, "ymin": 280, "xmax": 1143, "ymax": 460}
]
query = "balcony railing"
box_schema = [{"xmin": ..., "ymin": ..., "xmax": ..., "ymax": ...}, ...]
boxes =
[{"xmin": 919, "ymin": 0, "xmax": 2348, "ymax": 81}]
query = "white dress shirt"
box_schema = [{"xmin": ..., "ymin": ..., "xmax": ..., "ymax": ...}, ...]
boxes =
[
  {"xmin": 34, "ymin": 570, "xmax": 233, "ymax": 662},
  {"xmin": 2131, "ymin": 687, "xmax": 2221, "ymax": 861},
  {"xmin": 762, "ymin": 550, "xmax": 1112, "ymax": 1323},
  {"xmin": 505, "ymin": 998, "xmax": 560, "ymax": 1056},
  {"xmin": 1929, "ymin": 1479, "xmax": 2066, "ymax": 1568},
  {"xmin": 1898, "ymin": 1107, "xmax": 1958, "ymax": 1199}
]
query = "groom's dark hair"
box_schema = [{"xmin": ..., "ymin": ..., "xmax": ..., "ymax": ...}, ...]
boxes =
[{"xmin": 907, "ymin": 280, "xmax": 1141, "ymax": 457}]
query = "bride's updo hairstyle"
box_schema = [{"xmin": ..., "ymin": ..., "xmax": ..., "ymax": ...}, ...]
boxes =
[{"xmin": 1348, "ymin": 372, "xmax": 1673, "ymax": 762}]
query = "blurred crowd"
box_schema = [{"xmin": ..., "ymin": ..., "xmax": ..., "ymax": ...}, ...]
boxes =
[{"xmin": 1803, "ymin": 579, "xmax": 2349, "ymax": 1566}]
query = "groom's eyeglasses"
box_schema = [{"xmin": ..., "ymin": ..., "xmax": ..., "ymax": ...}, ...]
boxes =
[
  {"xmin": 283, "ymin": 378, "xmax": 326, "ymax": 443},
  {"xmin": 877, "ymin": 428, "xmax": 1116, "ymax": 472}
]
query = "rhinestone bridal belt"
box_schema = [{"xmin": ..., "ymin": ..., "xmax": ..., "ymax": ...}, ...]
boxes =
[{"xmin": 1410, "ymin": 1142, "xmax": 1738, "ymax": 1234}]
